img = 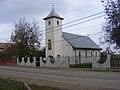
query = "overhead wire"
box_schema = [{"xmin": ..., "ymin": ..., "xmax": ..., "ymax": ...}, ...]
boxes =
[
  {"xmin": 0, "ymin": 11, "xmax": 105, "ymax": 45},
  {"xmin": 40, "ymin": 11, "xmax": 104, "ymax": 35},
  {"xmin": 0, "ymin": 14, "xmax": 104, "ymax": 43},
  {"xmin": 0, "ymin": 11, "xmax": 104, "ymax": 36},
  {"xmin": 41, "ymin": 14, "xmax": 105, "ymax": 37},
  {"xmin": 61, "ymin": 5, "xmax": 101, "ymax": 17}
]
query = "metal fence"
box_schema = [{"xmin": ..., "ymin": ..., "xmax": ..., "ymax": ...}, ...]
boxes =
[{"xmin": 111, "ymin": 55, "xmax": 120, "ymax": 69}]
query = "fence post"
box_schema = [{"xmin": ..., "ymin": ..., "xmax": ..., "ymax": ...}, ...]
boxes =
[
  {"xmin": 24, "ymin": 82, "xmax": 32, "ymax": 90},
  {"xmin": 22, "ymin": 57, "xmax": 25, "ymax": 66}
]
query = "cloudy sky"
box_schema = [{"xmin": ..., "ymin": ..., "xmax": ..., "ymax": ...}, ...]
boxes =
[{"xmin": 0, "ymin": 0, "xmax": 106, "ymax": 49}]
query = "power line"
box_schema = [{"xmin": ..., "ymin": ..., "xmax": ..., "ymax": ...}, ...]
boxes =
[
  {"xmin": 42, "ymin": 14, "xmax": 105, "ymax": 35},
  {"xmin": 0, "ymin": 15, "xmax": 104, "ymax": 43},
  {"xmin": 0, "ymin": 11, "xmax": 104, "ymax": 36},
  {"xmin": 61, "ymin": 12, "xmax": 104, "ymax": 27},
  {"xmin": 42, "ymin": 24, "xmax": 102, "ymax": 35},
  {"xmin": 39, "ymin": 11, "xmax": 104, "ymax": 35},
  {"xmin": 87, "ymin": 31, "xmax": 102, "ymax": 36},
  {"xmin": 63, "ymin": 6, "xmax": 101, "ymax": 17},
  {"xmin": 68, "ymin": 24, "xmax": 101, "ymax": 30},
  {"xmin": 0, "ymin": 11, "xmax": 104, "ymax": 44},
  {"xmin": 59, "ymin": 3, "xmax": 101, "ymax": 16}
]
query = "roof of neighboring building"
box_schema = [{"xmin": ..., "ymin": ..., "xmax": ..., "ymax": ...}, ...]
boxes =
[
  {"xmin": 62, "ymin": 32, "xmax": 102, "ymax": 50},
  {"xmin": 43, "ymin": 6, "xmax": 64, "ymax": 20},
  {"xmin": 0, "ymin": 43, "xmax": 11, "ymax": 49}
]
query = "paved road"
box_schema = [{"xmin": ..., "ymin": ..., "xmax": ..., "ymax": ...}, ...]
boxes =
[{"xmin": 0, "ymin": 66, "xmax": 120, "ymax": 90}]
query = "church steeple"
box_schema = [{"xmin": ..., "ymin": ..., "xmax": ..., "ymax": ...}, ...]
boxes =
[
  {"xmin": 43, "ymin": 5, "xmax": 64, "ymax": 20},
  {"xmin": 43, "ymin": 6, "xmax": 63, "ymax": 57}
]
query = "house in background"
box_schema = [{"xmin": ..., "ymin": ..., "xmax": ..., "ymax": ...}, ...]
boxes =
[
  {"xmin": 0, "ymin": 43, "xmax": 11, "ymax": 53},
  {"xmin": 43, "ymin": 6, "xmax": 102, "ymax": 63}
]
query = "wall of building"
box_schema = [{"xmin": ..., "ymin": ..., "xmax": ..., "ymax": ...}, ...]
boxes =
[
  {"xmin": 75, "ymin": 49, "xmax": 100, "ymax": 63},
  {"xmin": 53, "ymin": 18, "xmax": 63, "ymax": 57},
  {"xmin": 92, "ymin": 54, "xmax": 111, "ymax": 69},
  {"xmin": 62, "ymin": 37, "xmax": 100, "ymax": 63},
  {"xmin": 45, "ymin": 18, "xmax": 55, "ymax": 57},
  {"xmin": 17, "ymin": 57, "xmax": 69, "ymax": 68},
  {"xmin": 45, "ymin": 18, "xmax": 63, "ymax": 57},
  {"xmin": 62, "ymin": 37, "xmax": 75, "ymax": 57},
  {"xmin": 17, "ymin": 54, "xmax": 111, "ymax": 69}
]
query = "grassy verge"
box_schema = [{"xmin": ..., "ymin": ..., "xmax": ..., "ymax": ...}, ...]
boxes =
[
  {"xmin": 0, "ymin": 78, "xmax": 24, "ymax": 90},
  {"xmin": 0, "ymin": 78, "xmax": 68, "ymax": 90},
  {"xmin": 29, "ymin": 84, "xmax": 68, "ymax": 90}
]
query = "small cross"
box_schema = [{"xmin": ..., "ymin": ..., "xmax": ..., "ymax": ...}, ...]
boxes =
[{"xmin": 52, "ymin": 5, "xmax": 54, "ymax": 8}]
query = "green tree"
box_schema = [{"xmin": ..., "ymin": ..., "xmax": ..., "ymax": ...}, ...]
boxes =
[
  {"xmin": 101, "ymin": 0, "xmax": 120, "ymax": 50},
  {"xmin": 10, "ymin": 18, "xmax": 42, "ymax": 57}
]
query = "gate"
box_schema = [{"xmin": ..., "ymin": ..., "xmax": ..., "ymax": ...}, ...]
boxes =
[{"xmin": 36, "ymin": 57, "xmax": 40, "ymax": 67}]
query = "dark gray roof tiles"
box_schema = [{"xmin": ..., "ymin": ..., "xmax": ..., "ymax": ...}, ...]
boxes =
[
  {"xmin": 43, "ymin": 7, "xmax": 64, "ymax": 20},
  {"xmin": 62, "ymin": 32, "xmax": 102, "ymax": 50}
]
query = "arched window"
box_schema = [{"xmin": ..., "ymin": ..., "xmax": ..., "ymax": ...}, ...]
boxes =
[
  {"xmin": 48, "ymin": 39, "xmax": 52, "ymax": 50},
  {"xmin": 79, "ymin": 51, "xmax": 81, "ymax": 59},
  {"xmin": 48, "ymin": 21, "xmax": 51, "ymax": 25},
  {"xmin": 96, "ymin": 52, "xmax": 97, "ymax": 57},
  {"xmin": 85, "ymin": 50, "xmax": 87, "ymax": 58},
  {"xmin": 57, "ymin": 21, "xmax": 59, "ymax": 25},
  {"xmin": 91, "ymin": 52, "xmax": 93, "ymax": 57}
]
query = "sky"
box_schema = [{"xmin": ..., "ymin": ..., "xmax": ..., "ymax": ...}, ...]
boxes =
[{"xmin": 0, "ymin": 0, "xmax": 107, "ymax": 50}]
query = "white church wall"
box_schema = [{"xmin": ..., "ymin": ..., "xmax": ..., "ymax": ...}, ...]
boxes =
[
  {"xmin": 17, "ymin": 57, "xmax": 25, "ymax": 66},
  {"xmin": 45, "ymin": 18, "xmax": 63, "ymax": 57},
  {"xmin": 94, "ymin": 50, "xmax": 100, "ymax": 61},
  {"xmin": 43, "ymin": 7, "xmax": 102, "ymax": 68},
  {"xmin": 62, "ymin": 37, "xmax": 75, "ymax": 57},
  {"xmin": 17, "ymin": 58, "xmax": 20, "ymax": 66},
  {"xmin": 75, "ymin": 49, "xmax": 100, "ymax": 63},
  {"xmin": 25, "ymin": 57, "xmax": 31, "ymax": 67},
  {"xmin": 92, "ymin": 54, "xmax": 111, "ymax": 69},
  {"xmin": 29, "ymin": 57, "xmax": 36, "ymax": 67},
  {"xmin": 69, "ymin": 56, "xmax": 76, "ymax": 65},
  {"xmin": 53, "ymin": 18, "xmax": 63, "ymax": 57},
  {"xmin": 40, "ymin": 56, "xmax": 69, "ymax": 68},
  {"xmin": 45, "ymin": 18, "xmax": 55, "ymax": 57},
  {"xmin": 17, "ymin": 57, "xmax": 36, "ymax": 67}
]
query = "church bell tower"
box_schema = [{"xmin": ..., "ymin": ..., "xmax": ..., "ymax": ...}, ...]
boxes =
[{"xmin": 43, "ymin": 6, "xmax": 64, "ymax": 58}]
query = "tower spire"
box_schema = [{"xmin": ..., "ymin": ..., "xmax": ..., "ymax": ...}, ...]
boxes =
[{"xmin": 43, "ymin": 6, "xmax": 64, "ymax": 20}]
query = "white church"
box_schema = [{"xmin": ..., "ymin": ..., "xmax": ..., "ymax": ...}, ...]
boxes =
[
  {"xmin": 43, "ymin": 6, "xmax": 102, "ymax": 63},
  {"xmin": 17, "ymin": 6, "xmax": 111, "ymax": 68}
]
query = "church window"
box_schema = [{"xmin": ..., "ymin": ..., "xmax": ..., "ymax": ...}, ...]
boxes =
[
  {"xmin": 96, "ymin": 52, "xmax": 97, "ymax": 57},
  {"xmin": 91, "ymin": 52, "xmax": 93, "ymax": 57},
  {"xmin": 57, "ymin": 21, "xmax": 59, "ymax": 25},
  {"xmin": 48, "ymin": 39, "xmax": 52, "ymax": 50},
  {"xmin": 57, "ymin": 55, "xmax": 60, "ymax": 57},
  {"xmin": 48, "ymin": 21, "xmax": 51, "ymax": 25},
  {"xmin": 85, "ymin": 51, "xmax": 87, "ymax": 58},
  {"xmin": 79, "ymin": 51, "xmax": 81, "ymax": 60}
]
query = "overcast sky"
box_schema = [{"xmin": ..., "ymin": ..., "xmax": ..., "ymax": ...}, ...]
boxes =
[{"xmin": 0, "ymin": 0, "xmax": 107, "ymax": 49}]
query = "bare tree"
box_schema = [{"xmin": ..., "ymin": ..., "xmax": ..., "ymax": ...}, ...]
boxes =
[{"xmin": 10, "ymin": 18, "xmax": 42, "ymax": 57}]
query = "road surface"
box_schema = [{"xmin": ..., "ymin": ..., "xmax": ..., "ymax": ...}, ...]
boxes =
[{"xmin": 0, "ymin": 66, "xmax": 120, "ymax": 90}]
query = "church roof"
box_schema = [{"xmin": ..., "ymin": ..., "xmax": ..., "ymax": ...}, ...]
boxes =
[
  {"xmin": 62, "ymin": 32, "xmax": 102, "ymax": 50},
  {"xmin": 43, "ymin": 6, "xmax": 64, "ymax": 20}
]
